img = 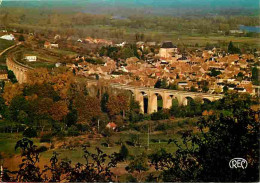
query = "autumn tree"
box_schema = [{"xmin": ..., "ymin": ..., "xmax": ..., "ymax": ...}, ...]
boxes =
[
  {"xmin": 74, "ymin": 95, "xmax": 101, "ymax": 123},
  {"xmin": 3, "ymin": 83, "xmax": 23, "ymax": 105},
  {"xmin": 49, "ymin": 101, "xmax": 69, "ymax": 122},
  {"xmin": 106, "ymin": 93, "xmax": 129, "ymax": 119}
]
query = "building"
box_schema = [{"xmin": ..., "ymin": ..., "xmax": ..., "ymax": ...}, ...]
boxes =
[
  {"xmin": 0, "ymin": 34, "xmax": 15, "ymax": 41},
  {"xmin": 159, "ymin": 41, "xmax": 178, "ymax": 59},
  {"xmin": 0, "ymin": 70, "xmax": 8, "ymax": 80},
  {"xmin": 44, "ymin": 41, "xmax": 59, "ymax": 49},
  {"xmin": 106, "ymin": 122, "xmax": 117, "ymax": 130},
  {"xmin": 25, "ymin": 56, "xmax": 37, "ymax": 62},
  {"xmin": 51, "ymin": 44, "xmax": 59, "ymax": 48}
]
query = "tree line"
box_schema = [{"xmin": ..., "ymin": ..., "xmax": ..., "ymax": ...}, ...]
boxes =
[{"xmin": 1, "ymin": 93, "xmax": 259, "ymax": 182}]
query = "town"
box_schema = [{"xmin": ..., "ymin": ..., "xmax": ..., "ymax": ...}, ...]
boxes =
[
  {"xmin": 0, "ymin": 1, "xmax": 259, "ymax": 182},
  {"xmin": 1, "ymin": 31, "xmax": 259, "ymax": 97}
]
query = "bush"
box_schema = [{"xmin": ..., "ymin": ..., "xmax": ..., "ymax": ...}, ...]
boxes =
[
  {"xmin": 23, "ymin": 127, "xmax": 37, "ymax": 138},
  {"xmin": 83, "ymin": 141, "xmax": 91, "ymax": 147},
  {"xmin": 37, "ymin": 146, "xmax": 48, "ymax": 153},
  {"xmin": 151, "ymin": 110, "xmax": 170, "ymax": 120},
  {"xmin": 119, "ymin": 144, "xmax": 129, "ymax": 161},
  {"xmin": 67, "ymin": 126, "xmax": 80, "ymax": 136},
  {"xmin": 40, "ymin": 133, "xmax": 52, "ymax": 143},
  {"xmin": 101, "ymin": 128, "xmax": 113, "ymax": 137},
  {"xmin": 155, "ymin": 123, "xmax": 168, "ymax": 131},
  {"xmin": 151, "ymin": 139, "xmax": 159, "ymax": 143}
]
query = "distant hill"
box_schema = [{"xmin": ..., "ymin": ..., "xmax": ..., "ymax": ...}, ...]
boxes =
[{"xmin": 2, "ymin": 0, "xmax": 259, "ymax": 16}]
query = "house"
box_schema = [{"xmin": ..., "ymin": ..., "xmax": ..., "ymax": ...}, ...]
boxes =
[
  {"xmin": 77, "ymin": 39, "xmax": 83, "ymax": 43},
  {"xmin": 44, "ymin": 41, "xmax": 59, "ymax": 49},
  {"xmin": 25, "ymin": 56, "xmax": 37, "ymax": 62},
  {"xmin": 159, "ymin": 41, "xmax": 178, "ymax": 59},
  {"xmin": 0, "ymin": 34, "xmax": 15, "ymax": 41},
  {"xmin": 115, "ymin": 42, "xmax": 126, "ymax": 47},
  {"xmin": 51, "ymin": 44, "xmax": 59, "ymax": 48},
  {"xmin": 44, "ymin": 41, "xmax": 51, "ymax": 49},
  {"xmin": 0, "ymin": 70, "xmax": 8, "ymax": 80},
  {"xmin": 55, "ymin": 62, "xmax": 62, "ymax": 67},
  {"xmin": 106, "ymin": 122, "xmax": 117, "ymax": 130}
]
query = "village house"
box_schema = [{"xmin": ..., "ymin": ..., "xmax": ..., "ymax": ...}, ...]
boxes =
[
  {"xmin": 44, "ymin": 41, "xmax": 59, "ymax": 49},
  {"xmin": 106, "ymin": 122, "xmax": 117, "ymax": 130},
  {"xmin": 0, "ymin": 70, "xmax": 8, "ymax": 80},
  {"xmin": 25, "ymin": 55, "xmax": 37, "ymax": 62},
  {"xmin": 0, "ymin": 34, "xmax": 15, "ymax": 41},
  {"xmin": 158, "ymin": 41, "xmax": 178, "ymax": 59}
]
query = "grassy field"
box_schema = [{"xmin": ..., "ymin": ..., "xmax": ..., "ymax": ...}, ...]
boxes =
[
  {"xmin": 11, "ymin": 46, "xmax": 78, "ymax": 68},
  {"xmin": 0, "ymin": 39, "xmax": 15, "ymax": 52},
  {"xmin": 0, "ymin": 117, "xmax": 198, "ymax": 181},
  {"xmin": 0, "ymin": 117, "xmax": 197, "ymax": 163},
  {"xmin": 0, "ymin": 39, "xmax": 15, "ymax": 66}
]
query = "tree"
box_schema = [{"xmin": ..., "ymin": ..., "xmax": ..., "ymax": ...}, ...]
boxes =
[
  {"xmin": 101, "ymin": 92, "xmax": 109, "ymax": 113},
  {"xmin": 119, "ymin": 144, "xmax": 129, "ymax": 161},
  {"xmin": 7, "ymin": 70, "xmax": 17, "ymax": 83},
  {"xmin": 106, "ymin": 93, "xmax": 129, "ymax": 119},
  {"xmin": 223, "ymin": 85, "xmax": 228, "ymax": 93},
  {"xmin": 13, "ymin": 138, "xmax": 43, "ymax": 182},
  {"xmin": 126, "ymin": 152, "xmax": 149, "ymax": 182},
  {"xmin": 8, "ymin": 95, "xmax": 30, "ymax": 122},
  {"xmin": 190, "ymin": 86, "xmax": 197, "ymax": 92},
  {"xmin": 251, "ymin": 67, "xmax": 259, "ymax": 85},
  {"xmin": 210, "ymin": 68, "xmax": 221, "ymax": 77},
  {"xmin": 74, "ymin": 95, "xmax": 101, "ymax": 123},
  {"xmin": 3, "ymin": 83, "xmax": 23, "ymax": 105},
  {"xmin": 150, "ymin": 93, "xmax": 259, "ymax": 182},
  {"xmin": 49, "ymin": 101, "xmax": 69, "ymax": 122},
  {"xmin": 18, "ymin": 35, "xmax": 25, "ymax": 42},
  {"xmin": 4, "ymin": 138, "xmax": 119, "ymax": 182},
  {"xmin": 154, "ymin": 79, "xmax": 162, "ymax": 88},
  {"xmin": 228, "ymin": 41, "xmax": 241, "ymax": 54}
]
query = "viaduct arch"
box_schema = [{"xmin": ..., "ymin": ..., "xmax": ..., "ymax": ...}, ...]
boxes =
[{"xmin": 109, "ymin": 83, "xmax": 223, "ymax": 114}]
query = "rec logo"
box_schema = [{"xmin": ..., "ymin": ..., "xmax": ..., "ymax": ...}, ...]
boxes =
[{"xmin": 229, "ymin": 158, "xmax": 248, "ymax": 169}]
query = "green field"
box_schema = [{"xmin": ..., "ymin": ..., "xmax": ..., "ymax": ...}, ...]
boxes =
[
  {"xmin": 0, "ymin": 39, "xmax": 15, "ymax": 52},
  {"xmin": 0, "ymin": 117, "xmax": 196, "ymax": 164},
  {"xmin": 11, "ymin": 46, "xmax": 78, "ymax": 68}
]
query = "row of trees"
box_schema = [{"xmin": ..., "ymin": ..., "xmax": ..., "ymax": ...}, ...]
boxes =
[
  {"xmin": 0, "ymin": 67, "xmax": 143, "ymax": 135},
  {"xmin": 2, "ymin": 93, "xmax": 259, "ymax": 182}
]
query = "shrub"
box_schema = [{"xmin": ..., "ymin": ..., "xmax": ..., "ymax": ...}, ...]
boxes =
[
  {"xmin": 151, "ymin": 110, "xmax": 170, "ymax": 120},
  {"xmin": 155, "ymin": 123, "xmax": 168, "ymax": 131},
  {"xmin": 23, "ymin": 127, "xmax": 37, "ymax": 138},
  {"xmin": 119, "ymin": 144, "xmax": 129, "ymax": 161},
  {"xmin": 40, "ymin": 133, "xmax": 52, "ymax": 143},
  {"xmin": 151, "ymin": 139, "xmax": 159, "ymax": 143},
  {"xmin": 67, "ymin": 126, "xmax": 80, "ymax": 136},
  {"xmin": 37, "ymin": 146, "xmax": 48, "ymax": 153}
]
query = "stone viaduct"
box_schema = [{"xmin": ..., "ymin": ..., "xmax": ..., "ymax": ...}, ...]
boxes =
[
  {"xmin": 86, "ymin": 80, "xmax": 223, "ymax": 114},
  {"xmin": 6, "ymin": 57, "xmax": 33, "ymax": 84}
]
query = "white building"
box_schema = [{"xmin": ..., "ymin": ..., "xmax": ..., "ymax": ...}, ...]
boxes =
[
  {"xmin": 0, "ymin": 34, "xmax": 15, "ymax": 41},
  {"xmin": 50, "ymin": 44, "xmax": 59, "ymax": 48},
  {"xmin": 25, "ymin": 56, "xmax": 37, "ymax": 62},
  {"xmin": 55, "ymin": 62, "xmax": 62, "ymax": 67}
]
